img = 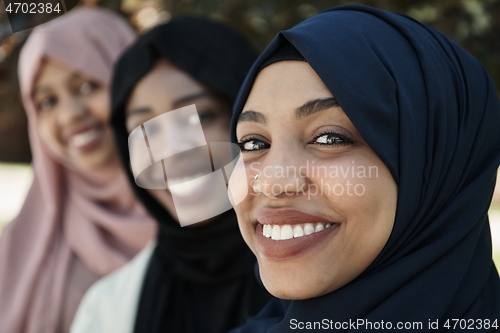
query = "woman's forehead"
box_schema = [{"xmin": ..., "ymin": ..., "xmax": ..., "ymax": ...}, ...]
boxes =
[{"xmin": 243, "ymin": 61, "xmax": 334, "ymax": 116}]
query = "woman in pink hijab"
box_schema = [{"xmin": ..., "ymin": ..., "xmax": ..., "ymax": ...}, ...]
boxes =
[{"xmin": 0, "ymin": 7, "xmax": 156, "ymax": 333}]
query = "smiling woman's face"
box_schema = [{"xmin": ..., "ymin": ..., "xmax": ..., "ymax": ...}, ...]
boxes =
[
  {"xmin": 125, "ymin": 58, "xmax": 232, "ymax": 222},
  {"xmin": 235, "ymin": 61, "xmax": 398, "ymax": 300},
  {"xmin": 34, "ymin": 58, "xmax": 116, "ymax": 171}
]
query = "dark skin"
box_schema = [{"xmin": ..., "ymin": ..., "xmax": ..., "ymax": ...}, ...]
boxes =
[{"xmin": 235, "ymin": 61, "xmax": 397, "ymax": 299}]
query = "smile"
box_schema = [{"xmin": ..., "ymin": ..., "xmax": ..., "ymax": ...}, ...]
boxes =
[
  {"xmin": 71, "ymin": 128, "xmax": 100, "ymax": 147},
  {"xmin": 168, "ymin": 172, "xmax": 211, "ymax": 197},
  {"xmin": 262, "ymin": 222, "xmax": 337, "ymax": 240},
  {"xmin": 255, "ymin": 209, "xmax": 341, "ymax": 259},
  {"xmin": 68, "ymin": 125, "xmax": 104, "ymax": 152}
]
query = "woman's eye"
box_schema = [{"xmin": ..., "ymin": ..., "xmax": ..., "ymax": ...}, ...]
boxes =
[
  {"xmin": 38, "ymin": 96, "xmax": 57, "ymax": 111},
  {"xmin": 238, "ymin": 137, "xmax": 270, "ymax": 152},
  {"xmin": 198, "ymin": 111, "xmax": 219, "ymax": 124},
  {"xmin": 185, "ymin": 111, "xmax": 219, "ymax": 126},
  {"xmin": 186, "ymin": 113, "xmax": 200, "ymax": 125},
  {"xmin": 78, "ymin": 81, "xmax": 99, "ymax": 95},
  {"xmin": 312, "ymin": 132, "xmax": 352, "ymax": 146}
]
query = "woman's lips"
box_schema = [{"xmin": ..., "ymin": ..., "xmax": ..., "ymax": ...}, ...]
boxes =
[
  {"xmin": 255, "ymin": 209, "xmax": 340, "ymax": 260},
  {"xmin": 256, "ymin": 209, "xmax": 334, "ymax": 225},
  {"xmin": 67, "ymin": 124, "xmax": 104, "ymax": 153}
]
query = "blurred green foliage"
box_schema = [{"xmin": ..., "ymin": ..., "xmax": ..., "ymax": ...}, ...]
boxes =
[
  {"xmin": 153, "ymin": 0, "xmax": 500, "ymax": 90},
  {"xmin": 0, "ymin": 0, "xmax": 500, "ymax": 162}
]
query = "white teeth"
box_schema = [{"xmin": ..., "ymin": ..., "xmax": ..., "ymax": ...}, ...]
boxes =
[
  {"xmin": 280, "ymin": 225, "xmax": 293, "ymax": 240},
  {"xmin": 262, "ymin": 222, "xmax": 337, "ymax": 240},
  {"xmin": 263, "ymin": 224, "xmax": 272, "ymax": 238},
  {"xmin": 271, "ymin": 225, "xmax": 281, "ymax": 240},
  {"xmin": 71, "ymin": 128, "xmax": 100, "ymax": 147},
  {"xmin": 168, "ymin": 173, "xmax": 211, "ymax": 197},
  {"xmin": 304, "ymin": 223, "xmax": 315, "ymax": 235},
  {"xmin": 293, "ymin": 225, "xmax": 304, "ymax": 238}
]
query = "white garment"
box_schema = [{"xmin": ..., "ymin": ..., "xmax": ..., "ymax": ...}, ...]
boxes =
[{"xmin": 70, "ymin": 242, "xmax": 155, "ymax": 333}]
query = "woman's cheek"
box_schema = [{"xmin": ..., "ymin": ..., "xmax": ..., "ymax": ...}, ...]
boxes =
[
  {"xmin": 38, "ymin": 113, "xmax": 63, "ymax": 155},
  {"xmin": 88, "ymin": 89, "xmax": 111, "ymax": 122},
  {"xmin": 310, "ymin": 158, "xmax": 375, "ymax": 202}
]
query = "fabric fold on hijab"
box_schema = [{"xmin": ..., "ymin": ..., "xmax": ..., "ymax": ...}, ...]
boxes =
[
  {"xmin": 110, "ymin": 16, "xmax": 271, "ymax": 333},
  {"xmin": 0, "ymin": 7, "xmax": 156, "ymax": 333},
  {"xmin": 230, "ymin": 5, "xmax": 500, "ymax": 331}
]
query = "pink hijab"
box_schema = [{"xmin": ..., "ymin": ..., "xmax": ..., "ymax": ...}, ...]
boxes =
[{"xmin": 0, "ymin": 7, "xmax": 156, "ymax": 333}]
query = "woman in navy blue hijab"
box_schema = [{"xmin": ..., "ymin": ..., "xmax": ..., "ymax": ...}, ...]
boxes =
[{"xmin": 229, "ymin": 5, "xmax": 500, "ymax": 331}]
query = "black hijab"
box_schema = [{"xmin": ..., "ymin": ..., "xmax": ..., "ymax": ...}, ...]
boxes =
[
  {"xmin": 230, "ymin": 5, "xmax": 500, "ymax": 331},
  {"xmin": 110, "ymin": 17, "xmax": 271, "ymax": 333}
]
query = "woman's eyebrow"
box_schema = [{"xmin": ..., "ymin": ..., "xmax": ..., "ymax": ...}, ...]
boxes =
[
  {"xmin": 33, "ymin": 85, "xmax": 50, "ymax": 97},
  {"xmin": 172, "ymin": 91, "xmax": 215, "ymax": 108},
  {"xmin": 127, "ymin": 107, "xmax": 152, "ymax": 117},
  {"xmin": 66, "ymin": 72, "xmax": 83, "ymax": 85},
  {"xmin": 237, "ymin": 110, "xmax": 266, "ymax": 124},
  {"xmin": 295, "ymin": 97, "xmax": 339, "ymax": 119},
  {"xmin": 238, "ymin": 97, "xmax": 339, "ymax": 124}
]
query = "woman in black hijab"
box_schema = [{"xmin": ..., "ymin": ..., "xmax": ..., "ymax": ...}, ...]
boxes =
[
  {"xmin": 71, "ymin": 17, "xmax": 271, "ymax": 333},
  {"xmin": 229, "ymin": 5, "xmax": 500, "ymax": 331}
]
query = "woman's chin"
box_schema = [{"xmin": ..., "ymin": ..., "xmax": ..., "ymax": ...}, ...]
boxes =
[
  {"xmin": 70, "ymin": 151, "xmax": 117, "ymax": 173},
  {"xmin": 259, "ymin": 267, "xmax": 330, "ymax": 300},
  {"xmin": 262, "ymin": 279, "xmax": 324, "ymax": 300}
]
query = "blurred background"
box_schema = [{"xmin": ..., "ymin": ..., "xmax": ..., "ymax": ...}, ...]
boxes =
[{"xmin": 0, "ymin": 0, "xmax": 499, "ymax": 268}]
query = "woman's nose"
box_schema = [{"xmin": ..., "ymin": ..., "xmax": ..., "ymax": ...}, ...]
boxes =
[
  {"xmin": 252, "ymin": 148, "xmax": 308, "ymax": 199},
  {"xmin": 58, "ymin": 96, "xmax": 86, "ymax": 125}
]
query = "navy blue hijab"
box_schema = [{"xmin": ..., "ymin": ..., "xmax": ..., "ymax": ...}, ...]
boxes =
[{"xmin": 230, "ymin": 5, "xmax": 500, "ymax": 330}]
